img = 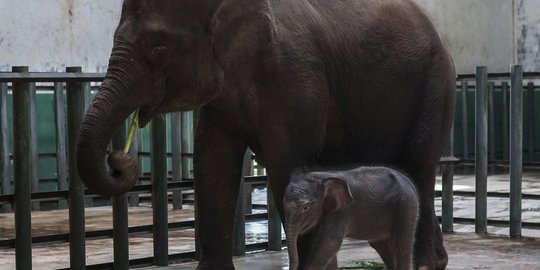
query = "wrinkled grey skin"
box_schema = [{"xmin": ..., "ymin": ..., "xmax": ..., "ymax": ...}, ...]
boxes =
[
  {"xmin": 284, "ymin": 167, "xmax": 418, "ymax": 270},
  {"xmin": 76, "ymin": 0, "xmax": 454, "ymax": 269}
]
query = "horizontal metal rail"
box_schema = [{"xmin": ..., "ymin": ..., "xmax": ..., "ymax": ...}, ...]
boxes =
[
  {"xmin": 5, "ymin": 71, "xmax": 539, "ymax": 82},
  {"xmin": 0, "ymin": 213, "xmax": 269, "ymax": 249},
  {"xmin": 456, "ymin": 71, "xmax": 540, "ymax": 80},
  {"xmin": 434, "ymin": 190, "xmax": 540, "ymax": 200},
  {"xmin": 56, "ymin": 240, "xmax": 286, "ymax": 270},
  {"xmin": 437, "ymin": 216, "xmax": 540, "ymax": 230},
  {"xmin": 0, "ymin": 72, "xmax": 105, "ymax": 82}
]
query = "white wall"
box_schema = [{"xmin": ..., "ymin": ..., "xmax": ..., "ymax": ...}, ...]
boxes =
[
  {"xmin": 516, "ymin": 0, "xmax": 540, "ymax": 72},
  {"xmin": 413, "ymin": 0, "xmax": 515, "ymax": 74},
  {"xmin": 0, "ymin": 0, "xmax": 122, "ymax": 72},
  {"xmin": 0, "ymin": 0, "xmax": 538, "ymax": 74}
]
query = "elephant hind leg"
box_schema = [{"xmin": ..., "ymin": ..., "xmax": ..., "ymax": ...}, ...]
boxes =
[{"xmin": 399, "ymin": 59, "xmax": 454, "ymax": 269}]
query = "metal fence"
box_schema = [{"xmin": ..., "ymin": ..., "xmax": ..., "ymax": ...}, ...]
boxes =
[
  {"xmin": 0, "ymin": 65, "xmax": 539, "ymax": 269},
  {"xmin": 439, "ymin": 66, "xmax": 540, "ymax": 235},
  {"xmin": 0, "ymin": 66, "xmax": 281, "ymax": 269}
]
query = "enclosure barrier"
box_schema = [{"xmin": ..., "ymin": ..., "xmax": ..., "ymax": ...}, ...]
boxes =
[
  {"xmin": 442, "ymin": 65, "xmax": 540, "ymax": 236},
  {"xmin": 1, "ymin": 66, "xmax": 540, "ymax": 268},
  {"xmin": 0, "ymin": 67, "xmax": 283, "ymax": 269}
]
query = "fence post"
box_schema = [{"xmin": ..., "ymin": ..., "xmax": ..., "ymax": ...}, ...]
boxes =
[
  {"xmin": 54, "ymin": 82, "xmax": 68, "ymax": 209},
  {"xmin": 527, "ymin": 82, "xmax": 535, "ymax": 162},
  {"xmin": 128, "ymin": 126, "xmax": 140, "ymax": 207},
  {"xmin": 66, "ymin": 66, "xmax": 87, "ymax": 269},
  {"xmin": 244, "ymin": 151, "xmax": 253, "ymax": 215},
  {"xmin": 501, "ymin": 81, "xmax": 509, "ymax": 161},
  {"xmin": 441, "ymin": 126, "xmax": 455, "ymax": 233},
  {"xmin": 112, "ymin": 124, "xmax": 130, "ymax": 270},
  {"xmin": 152, "ymin": 115, "xmax": 169, "ymax": 266},
  {"xmin": 267, "ymin": 184, "xmax": 283, "ymax": 251},
  {"xmin": 475, "ymin": 66, "xmax": 488, "ymax": 234},
  {"xmin": 509, "ymin": 65, "xmax": 523, "ymax": 237},
  {"xmin": 171, "ymin": 112, "xmax": 183, "ymax": 209},
  {"xmin": 0, "ymin": 82, "xmax": 11, "ymax": 212},
  {"xmin": 233, "ymin": 150, "xmax": 251, "ymax": 256},
  {"xmin": 488, "ymin": 82, "xmax": 496, "ymax": 166},
  {"xmin": 25, "ymin": 74, "xmax": 39, "ymax": 212},
  {"xmin": 12, "ymin": 66, "xmax": 34, "ymax": 270},
  {"xmin": 461, "ymin": 80, "xmax": 469, "ymax": 160},
  {"xmin": 181, "ymin": 111, "xmax": 192, "ymax": 180}
]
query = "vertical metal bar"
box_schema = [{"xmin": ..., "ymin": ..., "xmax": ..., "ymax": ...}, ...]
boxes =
[
  {"xmin": 244, "ymin": 183, "xmax": 253, "ymax": 215},
  {"xmin": 171, "ymin": 112, "xmax": 183, "ymax": 209},
  {"xmin": 152, "ymin": 115, "xmax": 169, "ymax": 266},
  {"xmin": 181, "ymin": 111, "xmax": 192, "ymax": 180},
  {"xmin": 475, "ymin": 66, "xmax": 488, "ymax": 234},
  {"xmin": 256, "ymin": 164, "xmax": 265, "ymax": 176},
  {"xmin": 441, "ymin": 126, "xmax": 454, "ymax": 233},
  {"xmin": 0, "ymin": 82, "xmax": 12, "ymax": 212},
  {"xmin": 267, "ymin": 183, "xmax": 282, "ymax": 251},
  {"xmin": 82, "ymin": 82, "xmax": 96, "ymax": 207},
  {"xmin": 128, "ymin": 128, "xmax": 140, "ymax": 207},
  {"xmin": 233, "ymin": 150, "xmax": 251, "ymax": 256},
  {"xmin": 509, "ymin": 65, "xmax": 523, "ymax": 237},
  {"xmin": 128, "ymin": 127, "xmax": 142, "ymax": 206},
  {"xmin": 66, "ymin": 66, "xmax": 87, "ymax": 269},
  {"xmin": 502, "ymin": 82, "xmax": 509, "ymax": 161},
  {"xmin": 244, "ymin": 151, "xmax": 253, "ymax": 215},
  {"xmin": 232, "ymin": 178, "xmax": 246, "ymax": 256},
  {"xmin": 28, "ymin": 81, "xmax": 39, "ymax": 211},
  {"xmin": 527, "ymin": 82, "xmax": 535, "ymax": 162},
  {"xmin": 461, "ymin": 80, "xmax": 469, "ymax": 160},
  {"xmin": 488, "ymin": 82, "xmax": 496, "ymax": 164},
  {"xmin": 112, "ymin": 124, "xmax": 129, "ymax": 270},
  {"xmin": 12, "ymin": 66, "xmax": 33, "ymax": 270},
  {"xmin": 54, "ymin": 82, "xmax": 68, "ymax": 209}
]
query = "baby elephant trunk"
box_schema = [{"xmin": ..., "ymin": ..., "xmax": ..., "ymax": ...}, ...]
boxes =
[{"xmin": 286, "ymin": 226, "xmax": 299, "ymax": 270}]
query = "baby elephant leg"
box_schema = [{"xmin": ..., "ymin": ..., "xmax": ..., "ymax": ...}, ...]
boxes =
[
  {"xmin": 323, "ymin": 255, "xmax": 338, "ymax": 270},
  {"xmin": 369, "ymin": 240, "xmax": 396, "ymax": 270},
  {"xmin": 370, "ymin": 220, "xmax": 415, "ymax": 270}
]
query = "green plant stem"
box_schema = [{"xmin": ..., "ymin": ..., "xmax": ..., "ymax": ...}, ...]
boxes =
[{"xmin": 124, "ymin": 109, "xmax": 139, "ymax": 153}]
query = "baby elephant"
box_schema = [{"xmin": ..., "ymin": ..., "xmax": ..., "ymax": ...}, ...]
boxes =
[{"xmin": 283, "ymin": 166, "xmax": 418, "ymax": 270}]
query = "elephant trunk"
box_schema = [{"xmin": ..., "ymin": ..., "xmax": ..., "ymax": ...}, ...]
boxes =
[
  {"xmin": 76, "ymin": 41, "xmax": 144, "ymax": 196},
  {"xmin": 286, "ymin": 225, "xmax": 300, "ymax": 270}
]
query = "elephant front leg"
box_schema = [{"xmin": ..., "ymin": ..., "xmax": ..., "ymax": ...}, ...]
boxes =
[
  {"xmin": 194, "ymin": 119, "xmax": 247, "ymax": 270},
  {"xmin": 304, "ymin": 212, "xmax": 347, "ymax": 270}
]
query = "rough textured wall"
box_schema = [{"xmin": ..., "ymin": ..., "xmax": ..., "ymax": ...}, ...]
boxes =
[
  {"xmin": 516, "ymin": 0, "xmax": 540, "ymax": 72},
  {"xmin": 413, "ymin": 0, "xmax": 515, "ymax": 74},
  {"xmin": 0, "ymin": 0, "xmax": 122, "ymax": 72},
  {"xmin": 0, "ymin": 1, "xmax": 538, "ymax": 73}
]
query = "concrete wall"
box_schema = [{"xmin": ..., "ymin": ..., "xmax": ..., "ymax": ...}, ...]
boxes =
[
  {"xmin": 516, "ymin": 0, "xmax": 540, "ymax": 72},
  {"xmin": 413, "ymin": 0, "xmax": 515, "ymax": 74},
  {"xmin": 0, "ymin": 0, "xmax": 122, "ymax": 72},
  {"xmin": 0, "ymin": 0, "xmax": 538, "ymax": 74}
]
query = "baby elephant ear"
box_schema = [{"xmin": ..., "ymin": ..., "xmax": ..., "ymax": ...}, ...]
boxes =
[{"xmin": 323, "ymin": 178, "xmax": 354, "ymax": 213}]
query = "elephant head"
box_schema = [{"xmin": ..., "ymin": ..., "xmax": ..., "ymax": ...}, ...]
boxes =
[
  {"xmin": 283, "ymin": 174, "xmax": 354, "ymax": 270},
  {"xmin": 77, "ymin": 0, "xmax": 224, "ymax": 196}
]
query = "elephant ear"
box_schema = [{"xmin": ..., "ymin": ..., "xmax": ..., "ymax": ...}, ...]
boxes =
[{"xmin": 322, "ymin": 178, "xmax": 354, "ymax": 213}]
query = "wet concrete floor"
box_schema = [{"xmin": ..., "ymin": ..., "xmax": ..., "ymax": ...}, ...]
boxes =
[
  {"xmin": 142, "ymin": 233, "xmax": 540, "ymax": 270},
  {"xmin": 0, "ymin": 172, "xmax": 539, "ymax": 269}
]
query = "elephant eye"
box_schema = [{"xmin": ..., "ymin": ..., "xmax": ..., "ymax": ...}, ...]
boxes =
[
  {"xmin": 150, "ymin": 46, "xmax": 167, "ymax": 57},
  {"xmin": 301, "ymin": 205, "xmax": 310, "ymax": 213}
]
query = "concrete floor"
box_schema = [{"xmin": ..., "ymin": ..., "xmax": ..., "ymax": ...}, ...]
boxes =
[
  {"xmin": 142, "ymin": 233, "xmax": 540, "ymax": 269},
  {"xmin": 1, "ymin": 171, "xmax": 540, "ymax": 269}
]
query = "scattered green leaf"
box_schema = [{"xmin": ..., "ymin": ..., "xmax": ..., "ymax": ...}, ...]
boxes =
[{"xmin": 339, "ymin": 261, "xmax": 385, "ymax": 269}]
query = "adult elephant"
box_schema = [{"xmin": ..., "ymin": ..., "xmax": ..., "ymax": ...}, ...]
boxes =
[{"xmin": 76, "ymin": 0, "xmax": 455, "ymax": 269}]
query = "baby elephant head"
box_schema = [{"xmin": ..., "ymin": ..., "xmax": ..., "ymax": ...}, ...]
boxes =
[{"xmin": 283, "ymin": 173, "xmax": 354, "ymax": 270}]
